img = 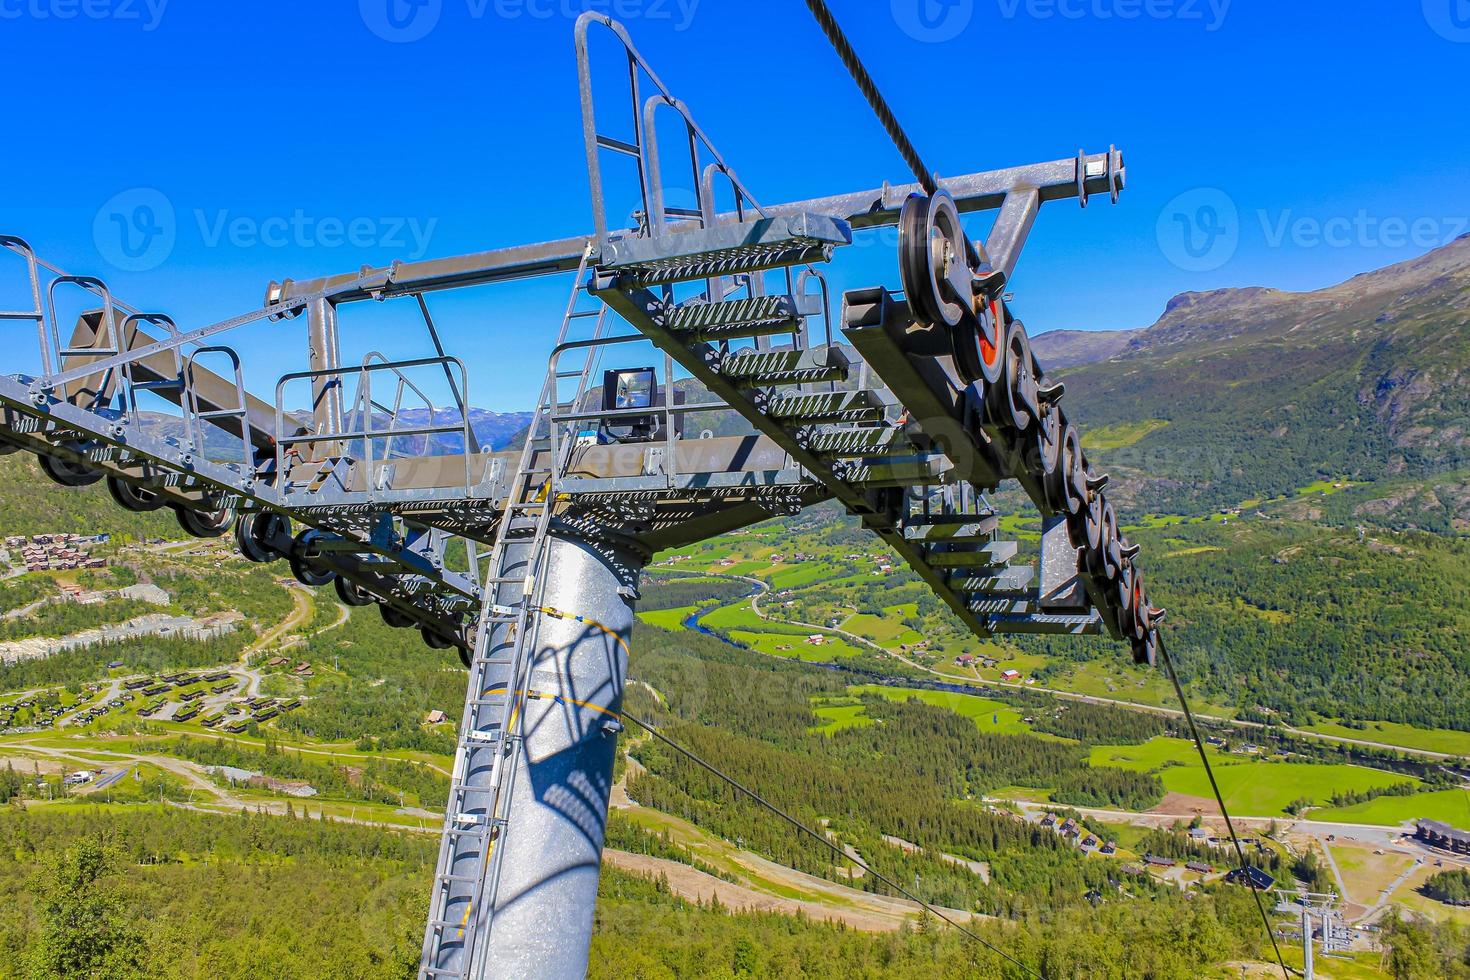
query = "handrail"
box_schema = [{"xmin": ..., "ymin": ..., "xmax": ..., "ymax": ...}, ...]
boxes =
[
  {"xmin": 0, "ymin": 237, "xmax": 48, "ymax": 372},
  {"xmin": 274, "ymin": 353, "xmax": 475, "ymax": 497},
  {"xmin": 182, "ymin": 345, "xmax": 254, "ymax": 481},
  {"xmin": 575, "ymin": 12, "xmax": 768, "ymax": 245}
]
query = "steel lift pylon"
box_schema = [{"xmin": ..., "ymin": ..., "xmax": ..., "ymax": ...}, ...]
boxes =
[{"xmin": 1, "ymin": 13, "xmax": 1167, "ymax": 980}]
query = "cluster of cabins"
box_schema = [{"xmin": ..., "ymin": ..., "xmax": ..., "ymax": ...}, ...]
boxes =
[
  {"xmin": 266, "ymin": 657, "xmax": 314, "ymax": 678},
  {"xmin": 0, "ymin": 696, "xmax": 69, "ymax": 729},
  {"xmin": 1040, "ymin": 813, "xmax": 1117, "ymax": 855},
  {"xmin": 201, "ymin": 696, "xmax": 303, "ymax": 733},
  {"xmin": 6, "ymin": 533, "xmax": 108, "ymax": 572},
  {"xmin": 68, "ymin": 691, "xmax": 137, "ymax": 726}
]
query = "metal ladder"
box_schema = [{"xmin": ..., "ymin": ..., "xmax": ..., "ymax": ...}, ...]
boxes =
[{"xmin": 419, "ymin": 247, "xmax": 596, "ymax": 980}]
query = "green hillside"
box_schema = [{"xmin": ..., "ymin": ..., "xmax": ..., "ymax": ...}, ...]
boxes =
[
  {"xmin": 1058, "ymin": 237, "xmax": 1470, "ymax": 527},
  {"xmin": 0, "ymin": 453, "xmax": 179, "ymax": 541}
]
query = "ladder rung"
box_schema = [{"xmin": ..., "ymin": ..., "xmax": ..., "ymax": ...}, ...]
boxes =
[
  {"xmin": 443, "ymin": 824, "xmax": 491, "ymax": 837},
  {"xmin": 595, "ymin": 134, "xmax": 641, "ymax": 157},
  {"xmin": 567, "ymin": 310, "xmax": 602, "ymax": 319},
  {"xmin": 427, "ymin": 918, "xmax": 472, "ymax": 931},
  {"xmin": 61, "ymin": 347, "xmax": 119, "ymax": 357},
  {"xmin": 437, "ymin": 873, "xmax": 484, "ymax": 885},
  {"xmin": 0, "ymin": 311, "xmax": 42, "ymax": 319},
  {"xmin": 197, "ymin": 409, "xmax": 246, "ymax": 420}
]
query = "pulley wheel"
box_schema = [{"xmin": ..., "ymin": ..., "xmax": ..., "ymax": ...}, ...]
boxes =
[
  {"xmin": 288, "ymin": 530, "xmax": 335, "ymax": 587},
  {"xmin": 1082, "ymin": 483, "xmax": 1105, "ymax": 553},
  {"xmin": 175, "ymin": 498, "xmax": 235, "ymax": 539},
  {"xmin": 1099, "ymin": 500, "xmax": 1122, "ymax": 580},
  {"xmin": 421, "ymin": 627, "xmax": 453, "ymax": 651},
  {"xmin": 40, "ymin": 448, "xmax": 103, "ymax": 487},
  {"xmin": 1132, "ymin": 578, "xmax": 1151, "ymax": 642},
  {"xmin": 1034, "ymin": 408, "xmax": 1062, "ymax": 482},
  {"xmin": 898, "ymin": 190, "xmax": 971, "ymax": 330},
  {"xmin": 994, "ymin": 319, "xmax": 1039, "ymax": 433},
  {"xmin": 1115, "ymin": 563, "xmax": 1135, "ymax": 620},
  {"xmin": 236, "ymin": 512, "xmax": 290, "ymax": 563},
  {"xmin": 1060, "ymin": 424, "xmax": 1087, "ymax": 517},
  {"xmin": 953, "ymin": 298, "xmax": 1006, "ymax": 389},
  {"xmin": 107, "ymin": 476, "xmax": 165, "ymax": 513},
  {"xmin": 334, "ymin": 575, "xmax": 375, "ymax": 607},
  {"xmin": 379, "ymin": 603, "xmax": 416, "ymax": 629}
]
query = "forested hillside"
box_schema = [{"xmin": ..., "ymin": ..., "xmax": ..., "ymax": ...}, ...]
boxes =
[
  {"xmin": 1057, "ymin": 236, "xmax": 1470, "ymax": 526},
  {"xmin": 1018, "ymin": 518, "xmax": 1470, "ymax": 732}
]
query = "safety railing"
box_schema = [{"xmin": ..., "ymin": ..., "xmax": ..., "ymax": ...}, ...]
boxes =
[
  {"xmin": 0, "ymin": 237, "xmax": 48, "ymax": 373},
  {"xmin": 546, "ymin": 333, "xmax": 744, "ymax": 489},
  {"xmin": 273, "ymin": 354, "xmax": 476, "ymax": 499},
  {"xmin": 182, "ymin": 345, "xmax": 255, "ymax": 481},
  {"xmin": 576, "ymin": 13, "xmax": 833, "ymax": 359}
]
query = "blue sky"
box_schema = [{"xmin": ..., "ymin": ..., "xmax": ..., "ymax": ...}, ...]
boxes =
[{"xmin": 4, "ymin": 0, "xmax": 1469, "ymax": 410}]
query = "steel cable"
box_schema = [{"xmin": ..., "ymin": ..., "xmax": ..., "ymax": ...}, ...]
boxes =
[
  {"xmin": 802, "ymin": 0, "xmax": 938, "ymax": 194},
  {"xmin": 1157, "ymin": 631, "xmax": 1296, "ymax": 979},
  {"xmin": 620, "ymin": 710, "xmax": 1047, "ymax": 979}
]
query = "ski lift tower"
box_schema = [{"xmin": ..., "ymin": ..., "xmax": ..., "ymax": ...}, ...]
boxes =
[{"xmin": 0, "ymin": 13, "xmax": 1167, "ymax": 980}]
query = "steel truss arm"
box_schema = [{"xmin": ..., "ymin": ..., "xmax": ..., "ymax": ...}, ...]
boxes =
[{"xmin": 266, "ymin": 150, "xmax": 1125, "ymax": 307}]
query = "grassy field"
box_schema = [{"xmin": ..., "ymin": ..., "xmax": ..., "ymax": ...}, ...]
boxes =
[
  {"xmin": 727, "ymin": 630, "xmax": 866, "ymax": 661},
  {"xmin": 1081, "ymin": 418, "xmax": 1170, "ymax": 451},
  {"xmin": 841, "ymin": 606, "xmax": 923, "ymax": 647},
  {"xmin": 1394, "ymin": 863, "xmax": 1470, "ymax": 926},
  {"xmin": 700, "ymin": 601, "xmax": 788, "ymax": 633},
  {"xmin": 1327, "ymin": 840, "xmax": 1419, "ymax": 907},
  {"xmin": 1302, "ymin": 719, "xmax": 1470, "ymax": 758},
  {"xmin": 1162, "ymin": 762, "xmax": 1418, "ymax": 818},
  {"xmin": 1089, "ymin": 736, "xmax": 1238, "ymax": 773},
  {"xmin": 637, "ymin": 606, "xmax": 697, "ymax": 631},
  {"xmin": 1313, "ymin": 788, "xmax": 1470, "ymax": 828},
  {"xmin": 764, "ymin": 561, "xmax": 848, "ymax": 590},
  {"xmin": 851, "ymin": 685, "xmax": 1036, "ymax": 736},
  {"xmin": 809, "ymin": 700, "xmax": 876, "ymax": 736}
]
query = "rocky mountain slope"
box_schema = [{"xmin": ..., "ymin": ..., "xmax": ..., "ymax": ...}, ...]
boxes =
[{"xmin": 1031, "ymin": 328, "xmax": 1142, "ymax": 369}]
